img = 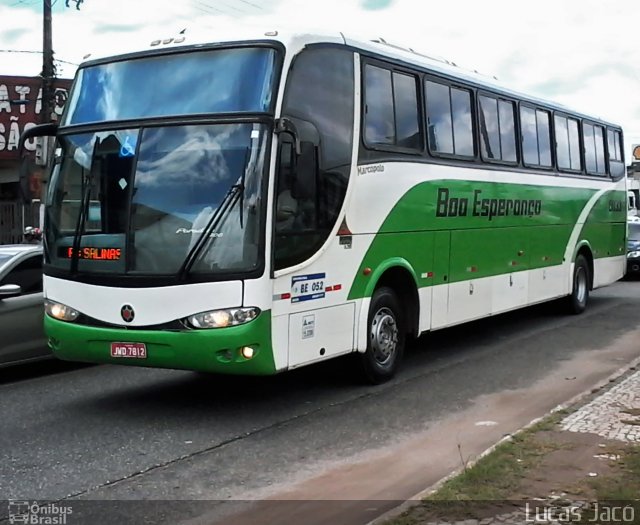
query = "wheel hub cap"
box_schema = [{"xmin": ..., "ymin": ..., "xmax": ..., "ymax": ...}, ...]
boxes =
[
  {"xmin": 370, "ymin": 307, "xmax": 398, "ymax": 365},
  {"xmin": 576, "ymin": 267, "xmax": 587, "ymax": 303}
]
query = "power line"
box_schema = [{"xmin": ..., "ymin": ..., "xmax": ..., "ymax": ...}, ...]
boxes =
[
  {"xmin": 237, "ymin": 0, "xmax": 264, "ymax": 10},
  {"xmin": 0, "ymin": 49, "xmax": 79, "ymax": 66},
  {"xmin": 9, "ymin": 0, "xmax": 66, "ymax": 7},
  {"xmin": 194, "ymin": 1, "xmax": 225, "ymax": 15},
  {"xmin": 9, "ymin": 0, "xmax": 40, "ymax": 7},
  {"xmin": 194, "ymin": 0, "xmax": 264, "ymax": 16},
  {"xmin": 0, "ymin": 49, "xmax": 43, "ymax": 55},
  {"xmin": 214, "ymin": 1, "xmax": 249, "ymax": 14}
]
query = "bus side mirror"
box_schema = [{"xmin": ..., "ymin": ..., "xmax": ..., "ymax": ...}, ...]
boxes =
[
  {"xmin": 274, "ymin": 118, "xmax": 301, "ymax": 155},
  {"xmin": 18, "ymin": 123, "xmax": 58, "ymax": 157},
  {"xmin": 18, "ymin": 154, "xmax": 33, "ymax": 205}
]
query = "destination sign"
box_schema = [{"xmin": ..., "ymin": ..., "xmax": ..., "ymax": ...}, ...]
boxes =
[{"xmin": 61, "ymin": 247, "xmax": 122, "ymax": 261}]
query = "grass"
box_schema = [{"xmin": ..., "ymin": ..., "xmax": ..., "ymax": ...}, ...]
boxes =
[
  {"xmin": 384, "ymin": 414, "xmax": 568, "ymax": 525},
  {"xmin": 384, "ymin": 408, "xmax": 640, "ymax": 525},
  {"xmin": 589, "ymin": 444, "xmax": 640, "ymax": 500},
  {"xmin": 570, "ymin": 445, "xmax": 640, "ymax": 525},
  {"xmin": 428, "ymin": 413, "xmax": 565, "ymax": 501}
]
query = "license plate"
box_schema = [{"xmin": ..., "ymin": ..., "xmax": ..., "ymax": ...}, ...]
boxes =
[{"xmin": 110, "ymin": 342, "xmax": 147, "ymax": 359}]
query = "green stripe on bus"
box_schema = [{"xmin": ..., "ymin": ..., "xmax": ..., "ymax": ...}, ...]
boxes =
[{"xmin": 348, "ymin": 180, "xmax": 626, "ymax": 299}]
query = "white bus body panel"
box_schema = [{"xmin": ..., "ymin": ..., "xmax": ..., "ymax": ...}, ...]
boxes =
[
  {"xmin": 447, "ymin": 278, "xmax": 492, "ymax": 326},
  {"xmin": 528, "ymin": 265, "xmax": 570, "ymax": 304},
  {"xmin": 287, "ymin": 303, "xmax": 355, "ymax": 368},
  {"xmin": 44, "ymin": 276, "xmax": 243, "ymax": 327},
  {"xmin": 491, "ymin": 271, "xmax": 528, "ymax": 315},
  {"xmin": 593, "ymin": 256, "xmax": 626, "ymax": 289}
]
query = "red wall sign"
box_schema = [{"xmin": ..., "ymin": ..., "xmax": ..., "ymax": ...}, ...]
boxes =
[{"xmin": 0, "ymin": 75, "xmax": 72, "ymax": 161}]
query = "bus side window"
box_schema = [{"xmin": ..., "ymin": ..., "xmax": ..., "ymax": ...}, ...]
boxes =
[
  {"xmin": 607, "ymin": 128, "xmax": 624, "ymax": 178},
  {"xmin": 583, "ymin": 123, "xmax": 607, "ymax": 176}
]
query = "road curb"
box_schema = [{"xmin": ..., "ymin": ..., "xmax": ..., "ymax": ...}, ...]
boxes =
[{"xmin": 365, "ymin": 354, "xmax": 640, "ymax": 525}]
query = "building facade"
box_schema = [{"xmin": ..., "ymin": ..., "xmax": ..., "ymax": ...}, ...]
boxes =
[{"xmin": 0, "ymin": 75, "xmax": 72, "ymax": 244}]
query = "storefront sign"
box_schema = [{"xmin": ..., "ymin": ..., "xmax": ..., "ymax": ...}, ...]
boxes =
[{"xmin": 0, "ymin": 75, "xmax": 72, "ymax": 160}]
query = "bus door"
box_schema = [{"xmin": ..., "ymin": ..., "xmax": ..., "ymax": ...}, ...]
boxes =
[
  {"xmin": 270, "ymin": 140, "xmax": 355, "ymax": 370},
  {"xmin": 271, "ymin": 256, "xmax": 356, "ymax": 371}
]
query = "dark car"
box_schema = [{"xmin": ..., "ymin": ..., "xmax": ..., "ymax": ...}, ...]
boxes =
[
  {"xmin": 627, "ymin": 220, "xmax": 640, "ymax": 276},
  {"xmin": 0, "ymin": 244, "xmax": 49, "ymax": 366}
]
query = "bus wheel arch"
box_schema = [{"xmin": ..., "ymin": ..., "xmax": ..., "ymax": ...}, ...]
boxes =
[
  {"xmin": 356, "ymin": 264, "xmax": 419, "ymax": 384},
  {"xmin": 576, "ymin": 246, "xmax": 594, "ymax": 291},
  {"xmin": 372, "ymin": 265, "xmax": 420, "ymax": 339},
  {"xmin": 572, "ymin": 242, "xmax": 594, "ymax": 289}
]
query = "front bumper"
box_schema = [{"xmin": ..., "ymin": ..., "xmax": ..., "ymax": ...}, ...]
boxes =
[{"xmin": 45, "ymin": 311, "xmax": 277, "ymax": 375}]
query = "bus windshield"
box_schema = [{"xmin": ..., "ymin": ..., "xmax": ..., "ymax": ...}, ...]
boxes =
[
  {"xmin": 45, "ymin": 123, "xmax": 268, "ymax": 277},
  {"xmin": 63, "ymin": 46, "xmax": 277, "ymax": 125}
]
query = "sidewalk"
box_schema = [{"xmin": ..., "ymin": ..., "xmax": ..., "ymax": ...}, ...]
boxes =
[{"xmin": 375, "ymin": 366, "xmax": 640, "ymax": 525}]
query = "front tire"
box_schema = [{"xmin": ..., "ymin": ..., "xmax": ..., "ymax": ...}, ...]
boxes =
[
  {"xmin": 359, "ymin": 286, "xmax": 405, "ymax": 384},
  {"xmin": 565, "ymin": 254, "xmax": 590, "ymax": 314}
]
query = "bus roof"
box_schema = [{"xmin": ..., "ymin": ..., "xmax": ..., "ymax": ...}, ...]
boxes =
[{"xmin": 78, "ymin": 28, "xmax": 619, "ymax": 128}]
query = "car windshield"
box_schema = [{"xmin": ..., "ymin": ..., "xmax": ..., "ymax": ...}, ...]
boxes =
[{"xmin": 45, "ymin": 123, "xmax": 269, "ymax": 276}]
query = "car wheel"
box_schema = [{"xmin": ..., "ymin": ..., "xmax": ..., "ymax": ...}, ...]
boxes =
[{"xmin": 359, "ymin": 286, "xmax": 405, "ymax": 384}]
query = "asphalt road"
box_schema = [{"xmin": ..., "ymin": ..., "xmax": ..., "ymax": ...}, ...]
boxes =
[{"xmin": 1, "ymin": 280, "xmax": 640, "ymax": 524}]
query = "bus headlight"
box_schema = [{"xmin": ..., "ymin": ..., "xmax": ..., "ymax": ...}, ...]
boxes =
[
  {"xmin": 187, "ymin": 307, "xmax": 260, "ymax": 329},
  {"xmin": 45, "ymin": 300, "xmax": 80, "ymax": 322},
  {"xmin": 628, "ymin": 251, "xmax": 640, "ymax": 259}
]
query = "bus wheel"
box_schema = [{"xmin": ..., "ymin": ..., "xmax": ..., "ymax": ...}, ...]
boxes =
[
  {"xmin": 360, "ymin": 286, "xmax": 405, "ymax": 384},
  {"xmin": 566, "ymin": 254, "xmax": 590, "ymax": 314}
]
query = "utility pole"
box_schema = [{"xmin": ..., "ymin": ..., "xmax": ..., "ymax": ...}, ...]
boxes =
[
  {"xmin": 29, "ymin": 0, "xmax": 56, "ymax": 227},
  {"xmin": 42, "ymin": 0, "xmax": 55, "ymax": 125}
]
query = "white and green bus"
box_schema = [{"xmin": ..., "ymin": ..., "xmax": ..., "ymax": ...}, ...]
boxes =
[{"xmin": 31, "ymin": 30, "xmax": 627, "ymax": 383}]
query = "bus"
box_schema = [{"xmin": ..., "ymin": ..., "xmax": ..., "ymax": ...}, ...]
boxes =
[{"xmin": 27, "ymin": 30, "xmax": 627, "ymax": 384}]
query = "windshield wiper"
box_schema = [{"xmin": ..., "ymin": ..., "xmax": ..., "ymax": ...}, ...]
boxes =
[
  {"xmin": 69, "ymin": 172, "xmax": 92, "ymax": 275},
  {"xmin": 177, "ymin": 181, "xmax": 244, "ymax": 280},
  {"xmin": 69, "ymin": 140, "xmax": 98, "ymax": 275},
  {"xmin": 178, "ymin": 142, "xmax": 260, "ymax": 279},
  {"xmin": 239, "ymin": 146, "xmax": 251, "ymax": 229}
]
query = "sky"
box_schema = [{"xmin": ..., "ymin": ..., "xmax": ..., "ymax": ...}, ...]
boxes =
[{"xmin": 1, "ymin": 0, "xmax": 639, "ymax": 157}]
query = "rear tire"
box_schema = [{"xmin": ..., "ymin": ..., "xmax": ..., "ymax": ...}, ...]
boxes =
[
  {"xmin": 565, "ymin": 254, "xmax": 590, "ymax": 314},
  {"xmin": 358, "ymin": 286, "xmax": 405, "ymax": 384}
]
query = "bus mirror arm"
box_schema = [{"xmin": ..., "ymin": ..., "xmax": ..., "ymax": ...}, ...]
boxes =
[
  {"xmin": 18, "ymin": 123, "xmax": 58, "ymax": 156},
  {"xmin": 274, "ymin": 117, "xmax": 301, "ymax": 155}
]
